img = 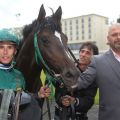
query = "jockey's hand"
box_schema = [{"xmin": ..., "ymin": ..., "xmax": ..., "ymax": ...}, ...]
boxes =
[
  {"xmin": 38, "ymin": 85, "xmax": 51, "ymax": 98},
  {"xmin": 61, "ymin": 95, "xmax": 76, "ymax": 107}
]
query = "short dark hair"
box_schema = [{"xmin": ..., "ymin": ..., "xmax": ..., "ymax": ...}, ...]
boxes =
[{"xmin": 79, "ymin": 42, "xmax": 99, "ymax": 55}]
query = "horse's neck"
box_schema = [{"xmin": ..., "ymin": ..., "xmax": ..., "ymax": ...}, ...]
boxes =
[{"xmin": 15, "ymin": 37, "xmax": 43, "ymax": 92}]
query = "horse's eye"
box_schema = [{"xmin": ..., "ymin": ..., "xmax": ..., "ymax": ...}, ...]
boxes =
[
  {"xmin": 41, "ymin": 36, "xmax": 49, "ymax": 44},
  {"xmin": 65, "ymin": 72, "xmax": 73, "ymax": 78}
]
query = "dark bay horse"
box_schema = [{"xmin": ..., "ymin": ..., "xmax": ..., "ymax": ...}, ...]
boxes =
[
  {"xmin": 15, "ymin": 4, "xmax": 80, "ymax": 93},
  {"xmin": 13, "ymin": 4, "xmax": 81, "ymax": 120}
]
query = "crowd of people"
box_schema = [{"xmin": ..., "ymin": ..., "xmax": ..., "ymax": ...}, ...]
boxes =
[{"xmin": 0, "ymin": 22, "xmax": 120, "ymax": 120}]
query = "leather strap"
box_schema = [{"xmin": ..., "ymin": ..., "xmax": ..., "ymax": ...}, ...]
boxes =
[{"xmin": 0, "ymin": 89, "xmax": 13, "ymax": 120}]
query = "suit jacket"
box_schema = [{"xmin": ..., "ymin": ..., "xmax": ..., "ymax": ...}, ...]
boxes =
[{"xmin": 78, "ymin": 49, "xmax": 120, "ymax": 120}]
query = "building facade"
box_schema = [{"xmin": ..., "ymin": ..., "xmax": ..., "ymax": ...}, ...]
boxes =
[
  {"xmin": 9, "ymin": 14, "xmax": 109, "ymax": 58},
  {"xmin": 61, "ymin": 14, "xmax": 109, "ymax": 57}
]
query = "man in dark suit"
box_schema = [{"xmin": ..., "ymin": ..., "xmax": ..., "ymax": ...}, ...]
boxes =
[
  {"xmin": 54, "ymin": 42, "xmax": 99, "ymax": 120},
  {"xmin": 77, "ymin": 23, "xmax": 120, "ymax": 120}
]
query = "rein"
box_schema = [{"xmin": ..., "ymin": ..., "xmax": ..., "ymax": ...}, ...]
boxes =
[
  {"xmin": 34, "ymin": 33, "xmax": 53, "ymax": 120},
  {"xmin": 34, "ymin": 33, "xmax": 63, "ymax": 120},
  {"xmin": 34, "ymin": 33, "xmax": 58, "ymax": 84},
  {"xmin": 67, "ymin": 47, "xmax": 82, "ymax": 72},
  {"xmin": 34, "ymin": 33, "xmax": 65, "ymax": 86},
  {"xmin": 34, "ymin": 33, "xmax": 79, "ymax": 120}
]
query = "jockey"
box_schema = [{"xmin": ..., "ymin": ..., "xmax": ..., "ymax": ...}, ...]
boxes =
[
  {"xmin": 0, "ymin": 28, "xmax": 50, "ymax": 95},
  {"xmin": 0, "ymin": 28, "xmax": 25, "ymax": 90}
]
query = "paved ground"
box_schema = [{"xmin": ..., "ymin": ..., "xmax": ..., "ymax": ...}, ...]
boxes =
[
  {"xmin": 42, "ymin": 99, "xmax": 99, "ymax": 120},
  {"xmin": 87, "ymin": 105, "xmax": 99, "ymax": 120}
]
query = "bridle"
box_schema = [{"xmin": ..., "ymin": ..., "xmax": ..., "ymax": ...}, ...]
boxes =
[
  {"xmin": 34, "ymin": 31, "xmax": 81, "ymax": 120},
  {"xmin": 34, "ymin": 33, "xmax": 64, "ymax": 85},
  {"xmin": 34, "ymin": 32, "xmax": 64, "ymax": 120}
]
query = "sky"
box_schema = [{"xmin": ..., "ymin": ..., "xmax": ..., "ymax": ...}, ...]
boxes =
[{"xmin": 0, "ymin": 0, "xmax": 120, "ymax": 28}]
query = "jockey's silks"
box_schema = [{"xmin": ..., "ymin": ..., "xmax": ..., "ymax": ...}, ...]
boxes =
[{"xmin": 0, "ymin": 68, "xmax": 25, "ymax": 90}]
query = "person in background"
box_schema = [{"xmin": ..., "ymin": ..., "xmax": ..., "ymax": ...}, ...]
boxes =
[
  {"xmin": 54, "ymin": 41, "xmax": 99, "ymax": 120},
  {"xmin": 77, "ymin": 23, "xmax": 120, "ymax": 120},
  {"xmin": 0, "ymin": 29, "xmax": 50, "ymax": 119}
]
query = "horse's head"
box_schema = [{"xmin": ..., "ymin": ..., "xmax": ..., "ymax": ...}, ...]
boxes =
[{"xmin": 16, "ymin": 5, "xmax": 80, "ymax": 92}]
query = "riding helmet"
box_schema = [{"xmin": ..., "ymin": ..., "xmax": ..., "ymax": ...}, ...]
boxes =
[{"xmin": 0, "ymin": 29, "xmax": 19, "ymax": 45}]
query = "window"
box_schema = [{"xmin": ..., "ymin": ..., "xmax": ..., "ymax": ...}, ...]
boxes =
[
  {"xmin": 76, "ymin": 36, "xmax": 79, "ymax": 40},
  {"xmin": 82, "ymin": 36, "xmax": 84, "ymax": 40},
  {"xmin": 70, "ymin": 26, "xmax": 72, "ymax": 30},
  {"xmin": 88, "ymin": 34, "xmax": 91, "ymax": 39},
  {"xmin": 70, "ymin": 31, "xmax": 72, "ymax": 35},
  {"xmin": 76, "ymin": 19, "xmax": 78, "ymax": 24},
  {"xmin": 68, "ymin": 43, "xmax": 82, "ymax": 50},
  {"xmin": 81, "ymin": 18, "xmax": 84, "ymax": 23},
  {"xmin": 88, "ymin": 29, "xmax": 91, "ymax": 34},
  {"xmin": 88, "ymin": 23, "xmax": 91, "ymax": 28},
  {"xmin": 82, "ymin": 30, "xmax": 84, "ymax": 34},
  {"xmin": 88, "ymin": 17, "xmax": 91, "ymax": 22},
  {"xmin": 65, "ymin": 27, "xmax": 67, "ymax": 31},
  {"xmin": 105, "ymin": 19, "xmax": 108, "ymax": 25},
  {"xmin": 82, "ymin": 24, "xmax": 84, "ymax": 29},
  {"xmin": 76, "ymin": 31, "xmax": 79, "ymax": 35},
  {"xmin": 65, "ymin": 21, "xmax": 67, "ymax": 26},
  {"xmin": 70, "ymin": 36, "xmax": 72, "ymax": 41},
  {"xmin": 76, "ymin": 25, "xmax": 79, "ymax": 30},
  {"xmin": 70, "ymin": 20, "xmax": 72, "ymax": 25}
]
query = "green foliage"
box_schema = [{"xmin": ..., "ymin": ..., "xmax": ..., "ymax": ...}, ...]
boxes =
[{"xmin": 95, "ymin": 89, "xmax": 99, "ymax": 105}]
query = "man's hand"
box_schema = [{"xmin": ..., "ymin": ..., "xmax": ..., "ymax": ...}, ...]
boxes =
[
  {"xmin": 38, "ymin": 85, "xmax": 51, "ymax": 98},
  {"xmin": 61, "ymin": 95, "xmax": 76, "ymax": 107}
]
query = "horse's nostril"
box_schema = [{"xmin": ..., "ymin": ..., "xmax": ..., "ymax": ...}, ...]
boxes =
[{"xmin": 65, "ymin": 72, "xmax": 73, "ymax": 78}]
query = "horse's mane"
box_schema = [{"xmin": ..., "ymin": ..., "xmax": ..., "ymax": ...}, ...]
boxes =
[
  {"xmin": 22, "ymin": 13, "xmax": 62, "ymax": 40},
  {"xmin": 22, "ymin": 20, "xmax": 37, "ymax": 39}
]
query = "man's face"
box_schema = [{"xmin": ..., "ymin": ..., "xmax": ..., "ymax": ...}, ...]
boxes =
[
  {"xmin": 79, "ymin": 47, "xmax": 93, "ymax": 65},
  {"xmin": 0, "ymin": 42, "xmax": 17, "ymax": 64},
  {"xmin": 107, "ymin": 26, "xmax": 120, "ymax": 51}
]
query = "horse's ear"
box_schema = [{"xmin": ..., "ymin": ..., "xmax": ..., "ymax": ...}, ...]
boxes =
[
  {"xmin": 37, "ymin": 4, "xmax": 46, "ymax": 21},
  {"xmin": 53, "ymin": 6, "xmax": 62, "ymax": 23}
]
